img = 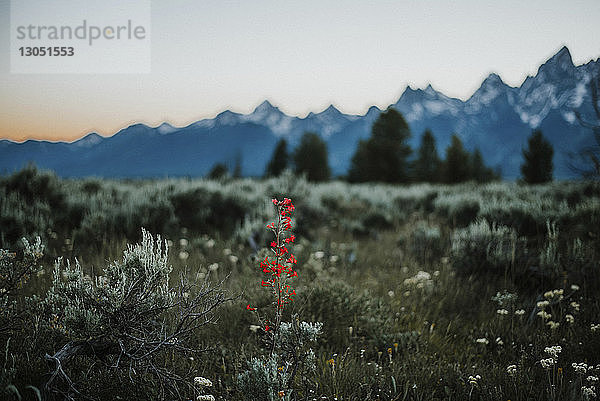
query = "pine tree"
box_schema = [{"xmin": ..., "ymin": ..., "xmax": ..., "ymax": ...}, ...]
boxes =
[
  {"xmin": 293, "ymin": 132, "xmax": 330, "ymax": 182},
  {"xmin": 521, "ymin": 129, "xmax": 554, "ymax": 184},
  {"xmin": 414, "ymin": 129, "xmax": 441, "ymax": 182},
  {"xmin": 443, "ymin": 134, "xmax": 471, "ymax": 183},
  {"xmin": 207, "ymin": 163, "xmax": 228, "ymax": 180},
  {"xmin": 470, "ymin": 148, "xmax": 498, "ymax": 183},
  {"xmin": 348, "ymin": 108, "xmax": 412, "ymax": 183},
  {"xmin": 265, "ymin": 138, "xmax": 289, "ymax": 177}
]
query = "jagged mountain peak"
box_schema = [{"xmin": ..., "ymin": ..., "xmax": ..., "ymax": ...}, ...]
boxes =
[
  {"xmin": 538, "ymin": 46, "xmax": 575, "ymax": 75},
  {"xmin": 252, "ymin": 100, "xmax": 280, "ymax": 114}
]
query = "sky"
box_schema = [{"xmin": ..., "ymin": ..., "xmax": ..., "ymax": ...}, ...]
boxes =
[{"xmin": 1, "ymin": 0, "xmax": 599, "ymax": 142}]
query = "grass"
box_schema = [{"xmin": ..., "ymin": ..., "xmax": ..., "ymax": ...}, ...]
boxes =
[{"xmin": 1, "ymin": 169, "xmax": 600, "ymax": 400}]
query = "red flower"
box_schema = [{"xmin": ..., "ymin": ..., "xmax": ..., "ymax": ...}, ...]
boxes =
[{"xmin": 246, "ymin": 304, "xmax": 256, "ymax": 311}]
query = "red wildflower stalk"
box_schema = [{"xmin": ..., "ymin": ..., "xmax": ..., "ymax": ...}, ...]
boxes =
[{"xmin": 246, "ymin": 197, "xmax": 298, "ymax": 342}]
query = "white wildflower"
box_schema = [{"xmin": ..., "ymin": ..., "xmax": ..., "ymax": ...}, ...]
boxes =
[
  {"xmin": 468, "ymin": 375, "xmax": 481, "ymax": 386},
  {"xmin": 540, "ymin": 358, "xmax": 555, "ymax": 369},
  {"xmin": 194, "ymin": 376, "xmax": 213, "ymax": 387},
  {"xmin": 566, "ymin": 314, "xmax": 575, "ymax": 324},
  {"xmin": 197, "ymin": 396, "xmax": 215, "ymax": 401},
  {"xmin": 582, "ymin": 386, "xmax": 596, "ymax": 399},
  {"xmin": 208, "ymin": 263, "xmax": 219, "ymax": 272},
  {"xmin": 497, "ymin": 309, "xmax": 509, "ymax": 315},
  {"xmin": 314, "ymin": 251, "xmax": 325, "ymax": 259},
  {"xmin": 573, "ymin": 362, "xmax": 588, "ymax": 374},
  {"xmin": 546, "ymin": 321, "xmax": 560, "ymax": 330},
  {"xmin": 591, "ymin": 323, "xmax": 600, "ymax": 332},
  {"xmin": 588, "ymin": 376, "xmax": 600, "ymax": 383},
  {"xmin": 571, "ymin": 301, "xmax": 580, "ymax": 312},
  {"xmin": 537, "ymin": 310, "xmax": 551, "ymax": 320},
  {"xmin": 537, "ymin": 300, "xmax": 550, "ymax": 309},
  {"xmin": 496, "ymin": 337, "xmax": 504, "ymax": 346},
  {"xmin": 544, "ymin": 345, "xmax": 562, "ymax": 359},
  {"xmin": 476, "ymin": 338, "xmax": 489, "ymax": 345},
  {"xmin": 223, "ymin": 248, "xmax": 231, "ymax": 256},
  {"xmin": 249, "ymin": 325, "xmax": 260, "ymax": 333},
  {"xmin": 228, "ymin": 255, "xmax": 238, "ymax": 263},
  {"xmin": 179, "ymin": 238, "xmax": 188, "ymax": 247},
  {"xmin": 571, "ymin": 284, "xmax": 580, "ymax": 291},
  {"xmin": 178, "ymin": 251, "xmax": 189, "ymax": 260},
  {"xmin": 506, "ymin": 364, "xmax": 517, "ymax": 376},
  {"xmin": 206, "ymin": 239, "xmax": 215, "ymax": 248},
  {"xmin": 515, "ymin": 309, "xmax": 526, "ymax": 316}
]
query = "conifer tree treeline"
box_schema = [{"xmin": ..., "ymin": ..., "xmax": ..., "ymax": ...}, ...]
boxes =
[{"xmin": 263, "ymin": 108, "xmax": 507, "ymax": 184}]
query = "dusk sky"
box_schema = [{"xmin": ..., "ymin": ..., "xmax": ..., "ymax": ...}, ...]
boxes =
[{"xmin": 1, "ymin": 0, "xmax": 599, "ymax": 142}]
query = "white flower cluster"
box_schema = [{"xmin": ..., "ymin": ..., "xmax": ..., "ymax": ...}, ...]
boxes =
[
  {"xmin": 591, "ymin": 323, "xmax": 600, "ymax": 332},
  {"xmin": 544, "ymin": 289, "xmax": 564, "ymax": 300},
  {"xmin": 544, "ymin": 345, "xmax": 562, "ymax": 359},
  {"xmin": 497, "ymin": 309, "xmax": 509, "ymax": 315},
  {"xmin": 194, "ymin": 376, "xmax": 213, "ymax": 387},
  {"xmin": 540, "ymin": 358, "xmax": 556, "ymax": 369},
  {"xmin": 403, "ymin": 271, "xmax": 434, "ymax": 290},
  {"xmin": 468, "ymin": 375, "xmax": 481, "ymax": 386},
  {"xmin": 537, "ymin": 310, "xmax": 551, "ymax": 320},
  {"xmin": 537, "ymin": 300, "xmax": 550, "ymax": 309},
  {"xmin": 540, "ymin": 345, "xmax": 562, "ymax": 369},
  {"xmin": 197, "ymin": 396, "xmax": 215, "ymax": 401},
  {"xmin": 506, "ymin": 364, "xmax": 517, "ymax": 376},
  {"xmin": 476, "ymin": 338, "xmax": 489, "ymax": 345},
  {"xmin": 514, "ymin": 309, "xmax": 526, "ymax": 316},
  {"xmin": 491, "ymin": 291, "xmax": 517, "ymax": 307},
  {"xmin": 583, "ymin": 386, "xmax": 597, "ymax": 399},
  {"xmin": 573, "ymin": 362, "xmax": 589, "ymax": 374}
]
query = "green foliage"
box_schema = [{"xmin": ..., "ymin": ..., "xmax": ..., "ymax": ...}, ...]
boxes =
[
  {"xmin": 41, "ymin": 229, "xmax": 229, "ymax": 400},
  {"xmin": 265, "ymin": 138, "xmax": 289, "ymax": 178},
  {"xmin": 348, "ymin": 108, "xmax": 412, "ymax": 183},
  {"xmin": 237, "ymin": 321, "xmax": 321, "ymax": 401},
  {"xmin": 413, "ymin": 129, "xmax": 441, "ymax": 182},
  {"xmin": 470, "ymin": 148, "xmax": 498, "ymax": 183},
  {"xmin": 451, "ymin": 219, "xmax": 521, "ymax": 275},
  {"xmin": 442, "ymin": 134, "xmax": 471, "ymax": 183},
  {"xmin": 207, "ymin": 162, "xmax": 229, "ymax": 180},
  {"xmin": 521, "ymin": 130, "xmax": 554, "ymax": 184},
  {"xmin": 293, "ymin": 132, "xmax": 330, "ymax": 182},
  {"xmin": 1, "ymin": 167, "xmax": 600, "ymax": 401},
  {"xmin": 0, "ymin": 237, "xmax": 43, "ymax": 333}
]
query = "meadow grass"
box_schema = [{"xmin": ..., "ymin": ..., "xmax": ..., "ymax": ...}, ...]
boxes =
[{"xmin": 1, "ymin": 168, "xmax": 599, "ymax": 400}]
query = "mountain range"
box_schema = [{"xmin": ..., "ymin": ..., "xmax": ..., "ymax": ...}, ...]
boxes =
[{"xmin": 1, "ymin": 46, "xmax": 599, "ymax": 179}]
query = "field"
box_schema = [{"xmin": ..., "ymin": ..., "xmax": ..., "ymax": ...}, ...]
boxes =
[{"xmin": 1, "ymin": 166, "xmax": 600, "ymax": 401}]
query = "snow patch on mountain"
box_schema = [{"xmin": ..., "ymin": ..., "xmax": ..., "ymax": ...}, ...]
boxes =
[
  {"xmin": 73, "ymin": 133, "xmax": 103, "ymax": 147},
  {"xmin": 242, "ymin": 100, "xmax": 294, "ymax": 135},
  {"xmin": 569, "ymin": 82, "xmax": 587, "ymax": 108},
  {"xmin": 157, "ymin": 122, "xmax": 177, "ymax": 135}
]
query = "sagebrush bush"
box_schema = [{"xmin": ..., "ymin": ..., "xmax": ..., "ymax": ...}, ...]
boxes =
[
  {"xmin": 41, "ymin": 229, "xmax": 229, "ymax": 400},
  {"xmin": 451, "ymin": 219, "xmax": 521, "ymax": 275}
]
